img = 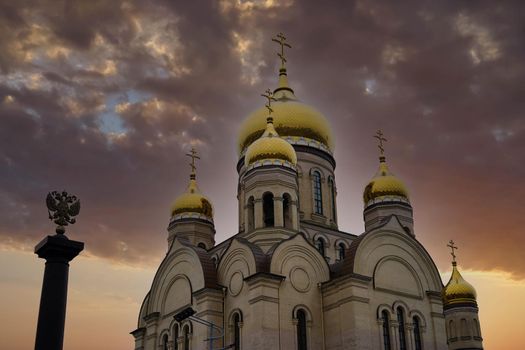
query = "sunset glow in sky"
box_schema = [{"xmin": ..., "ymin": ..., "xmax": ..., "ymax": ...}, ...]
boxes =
[{"xmin": 1, "ymin": 1, "xmax": 524, "ymax": 349}]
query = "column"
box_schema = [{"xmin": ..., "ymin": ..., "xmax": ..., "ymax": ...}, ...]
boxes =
[
  {"xmin": 254, "ymin": 198, "xmax": 263, "ymax": 229},
  {"xmin": 291, "ymin": 200, "xmax": 299, "ymax": 230},
  {"xmin": 34, "ymin": 234, "xmax": 84, "ymax": 350},
  {"xmin": 274, "ymin": 196, "xmax": 284, "ymax": 227}
]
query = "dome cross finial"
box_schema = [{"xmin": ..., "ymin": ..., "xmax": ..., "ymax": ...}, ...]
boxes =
[
  {"xmin": 272, "ymin": 32, "xmax": 292, "ymax": 69},
  {"xmin": 261, "ymin": 88, "xmax": 277, "ymax": 123},
  {"xmin": 447, "ymin": 240, "xmax": 458, "ymax": 264},
  {"xmin": 374, "ymin": 129, "xmax": 388, "ymax": 161},
  {"xmin": 185, "ymin": 147, "xmax": 200, "ymax": 180}
]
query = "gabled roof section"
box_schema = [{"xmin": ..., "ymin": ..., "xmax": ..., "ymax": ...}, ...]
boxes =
[
  {"xmin": 178, "ymin": 236, "xmax": 219, "ymax": 289},
  {"xmin": 331, "ymin": 214, "xmax": 405, "ymax": 279}
]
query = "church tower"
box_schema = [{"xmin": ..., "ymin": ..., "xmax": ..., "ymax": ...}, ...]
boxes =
[
  {"xmin": 238, "ymin": 33, "xmax": 339, "ymax": 239},
  {"xmin": 168, "ymin": 148, "xmax": 215, "ymax": 249},
  {"xmin": 237, "ymin": 89, "xmax": 300, "ymax": 250},
  {"xmin": 442, "ymin": 241, "xmax": 484, "ymax": 350},
  {"xmin": 363, "ymin": 130, "xmax": 414, "ymax": 235}
]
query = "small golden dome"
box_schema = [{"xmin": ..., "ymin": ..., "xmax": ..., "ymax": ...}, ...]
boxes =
[
  {"xmin": 171, "ymin": 179, "xmax": 213, "ymax": 218},
  {"xmin": 363, "ymin": 158, "xmax": 409, "ymax": 205},
  {"xmin": 238, "ymin": 70, "xmax": 333, "ymax": 153},
  {"xmin": 442, "ymin": 262, "xmax": 477, "ymax": 307},
  {"xmin": 245, "ymin": 117, "xmax": 297, "ymax": 166}
]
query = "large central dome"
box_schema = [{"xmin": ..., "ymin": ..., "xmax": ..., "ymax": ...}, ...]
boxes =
[{"xmin": 238, "ymin": 69, "xmax": 333, "ymax": 153}]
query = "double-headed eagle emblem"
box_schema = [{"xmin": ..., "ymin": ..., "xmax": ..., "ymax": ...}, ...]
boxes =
[{"xmin": 46, "ymin": 191, "xmax": 80, "ymax": 234}]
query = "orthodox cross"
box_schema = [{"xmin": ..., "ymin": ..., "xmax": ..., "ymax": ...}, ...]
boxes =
[
  {"xmin": 374, "ymin": 130, "xmax": 387, "ymax": 156},
  {"xmin": 272, "ymin": 32, "xmax": 292, "ymax": 67},
  {"xmin": 186, "ymin": 147, "xmax": 200, "ymax": 179},
  {"xmin": 447, "ymin": 240, "xmax": 458, "ymax": 263},
  {"xmin": 261, "ymin": 88, "xmax": 277, "ymax": 120}
]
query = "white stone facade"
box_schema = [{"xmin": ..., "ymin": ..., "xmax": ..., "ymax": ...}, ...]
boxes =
[{"xmin": 130, "ymin": 139, "xmax": 483, "ymax": 350}]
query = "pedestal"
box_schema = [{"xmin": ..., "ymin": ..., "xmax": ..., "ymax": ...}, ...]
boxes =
[{"xmin": 34, "ymin": 234, "xmax": 84, "ymax": 350}]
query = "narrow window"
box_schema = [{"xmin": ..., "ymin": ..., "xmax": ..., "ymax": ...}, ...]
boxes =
[
  {"xmin": 263, "ymin": 192, "xmax": 274, "ymax": 227},
  {"xmin": 247, "ymin": 196, "xmax": 254, "ymax": 230},
  {"xmin": 460, "ymin": 318, "xmax": 468, "ymax": 337},
  {"xmin": 328, "ymin": 177, "xmax": 336, "ymax": 221},
  {"xmin": 162, "ymin": 334, "xmax": 169, "ymax": 350},
  {"xmin": 173, "ymin": 324, "xmax": 179, "ymax": 350},
  {"xmin": 233, "ymin": 312, "xmax": 241, "ymax": 350},
  {"xmin": 183, "ymin": 325, "xmax": 190, "ymax": 350},
  {"xmin": 449, "ymin": 320, "xmax": 456, "ymax": 338},
  {"xmin": 296, "ymin": 309, "xmax": 307, "ymax": 350},
  {"xmin": 312, "ymin": 171, "xmax": 323, "ymax": 215},
  {"xmin": 473, "ymin": 318, "xmax": 481, "ymax": 337},
  {"xmin": 315, "ymin": 238, "xmax": 325, "ymax": 257},
  {"xmin": 397, "ymin": 307, "xmax": 407, "ymax": 350},
  {"xmin": 413, "ymin": 317, "xmax": 422, "ymax": 350},
  {"xmin": 382, "ymin": 311, "xmax": 391, "ymax": 350},
  {"xmin": 283, "ymin": 193, "xmax": 292, "ymax": 228},
  {"xmin": 197, "ymin": 242, "xmax": 206, "ymax": 249},
  {"xmin": 338, "ymin": 242, "xmax": 345, "ymax": 260}
]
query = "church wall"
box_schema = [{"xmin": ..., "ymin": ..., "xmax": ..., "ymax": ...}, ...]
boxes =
[{"xmin": 301, "ymin": 226, "xmax": 353, "ymax": 265}]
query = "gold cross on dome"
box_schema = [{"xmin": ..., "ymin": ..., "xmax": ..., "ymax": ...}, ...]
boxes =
[
  {"xmin": 374, "ymin": 130, "xmax": 387, "ymax": 155},
  {"xmin": 447, "ymin": 240, "xmax": 458, "ymax": 263},
  {"xmin": 185, "ymin": 147, "xmax": 200, "ymax": 178},
  {"xmin": 272, "ymin": 32, "xmax": 292, "ymax": 68},
  {"xmin": 261, "ymin": 88, "xmax": 277, "ymax": 116}
]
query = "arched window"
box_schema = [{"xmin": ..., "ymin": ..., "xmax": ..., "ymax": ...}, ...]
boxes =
[
  {"xmin": 173, "ymin": 324, "xmax": 179, "ymax": 350},
  {"xmin": 397, "ymin": 308, "xmax": 407, "ymax": 350},
  {"xmin": 312, "ymin": 171, "xmax": 323, "ymax": 215},
  {"xmin": 183, "ymin": 324, "xmax": 190, "ymax": 350},
  {"xmin": 162, "ymin": 334, "xmax": 169, "ymax": 350},
  {"xmin": 413, "ymin": 317, "xmax": 422, "ymax": 350},
  {"xmin": 263, "ymin": 192, "xmax": 274, "ymax": 227},
  {"xmin": 328, "ymin": 177, "xmax": 336, "ymax": 221},
  {"xmin": 381, "ymin": 311, "xmax": 391, "ymax": 350},
  {"xmin": 449, "ymin": 319, "xmax": 456, "ymax": 338},
  {"xmin": 315, "ymin": 237, "xmax": 325, "ymax": 257},
  {"xmin": 296, "ymin": 309, "xmax": 307, "ymax": 350},
  {"xmin": 460, "ymin": 318, "xmax": 468, "ymax": 337},
  {"xmin": 247, "ymin": 196, "xmax": 254, "ymax": 230},
  {"xmin": 473, "ymin": 318, "xmax": 481, "ymax": 337},
  {"xmin": 338, "ymin": 242, "xmax": 345, "ymax": 260},
  {"xmin": 233, "ymin": 312, "xmax": 242, "ymax": 350},
  {"xmin": 283, "ymin": 193, "xmax": 292, "ymax": 228},
  {"xmin": 197, "ymin": 242, "xmax": 206, "ymax": 250}
]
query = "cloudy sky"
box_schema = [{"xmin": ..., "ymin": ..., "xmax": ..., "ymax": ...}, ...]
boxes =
[{"xmin": 1, "ymin": 0, "xmax": 524, "ymax": 349}]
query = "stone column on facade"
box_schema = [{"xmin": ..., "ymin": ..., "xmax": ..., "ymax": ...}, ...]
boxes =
[
  {"xmin": 391, "ymin": 321, "xmax": 400, "ymax": 350},
  {"xmin": 243, "ymin": 203, "xmax": 250, "ymax": 232},
  {"xmin": 254, "ymin": 198, "xmax": 263, "ymax": 229},
  {"xmin": 274, "ymin": 196, "xmax": 284, "ymax": 227},
  {"xmin": 244, "ymin": 273, "xmax": 284, "ymax": 349},
  {"xmin": 291, "ymin": 200, "xmax": 299, "ymax": 230},
  {"xmin": 377, "ymin": 319, "xmax": 385, "ymax": 350},
  {"xmin": 292, "ymin": 318, "xmax": 299, "ymax": 349},
  {"xmin": 406, "ymin": 323, "xmax": 415, "ymax": 350}
]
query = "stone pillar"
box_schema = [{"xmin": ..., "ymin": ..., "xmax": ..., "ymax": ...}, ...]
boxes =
[
  {"xmin": 34, "ymin": 234, "xmax": 84, "ymax": 350},
  {"xmin": 254, "ymin": 198, "xmax": 263, "ymax": 229},
  {"xmin": 406, "ymin": 323, "xmax": 415, "ymax": 350},
  {"xmin": 274, "ymin": 196, "xmax": 284, "ymax": 227},
  {"xmin": 291, "ymin": 200, "xmax": 299, "ymax": 230},
  {"xmin": 391, "ymin": 321, "xmax": 400, "ymax": 350},
  {"xmin": 244, "ymin": 273, "xmax": 284, "ymax": 349}
]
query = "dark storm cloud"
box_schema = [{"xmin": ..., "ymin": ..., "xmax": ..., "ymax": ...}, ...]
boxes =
[{"xmin": 0, "ymin": 1, "xmax": 523, "ymax": 276}]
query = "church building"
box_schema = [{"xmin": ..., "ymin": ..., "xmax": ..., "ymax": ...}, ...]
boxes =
[{"xmin": 132, "ymin": 34, "xmax": 483, "ymax": 350}]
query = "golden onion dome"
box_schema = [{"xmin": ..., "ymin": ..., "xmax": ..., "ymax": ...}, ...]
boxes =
[
  {"xmin": 363, "ymin": 157, "xmax": 409, "ymax": 205},
  {"xmin": 442, "ymin": 262, "xmax": 477, "ymax": 307},
  {"xmin": 245, "ymin": 116, "xmax": 297, "ymax": 166},
  {"xmin": 171, "ymin": 178, "xmax": 213, "ymax": 218},
  {"xmin": 238, "ymin": 69, "xmax": 333, "ymax": 153}
]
